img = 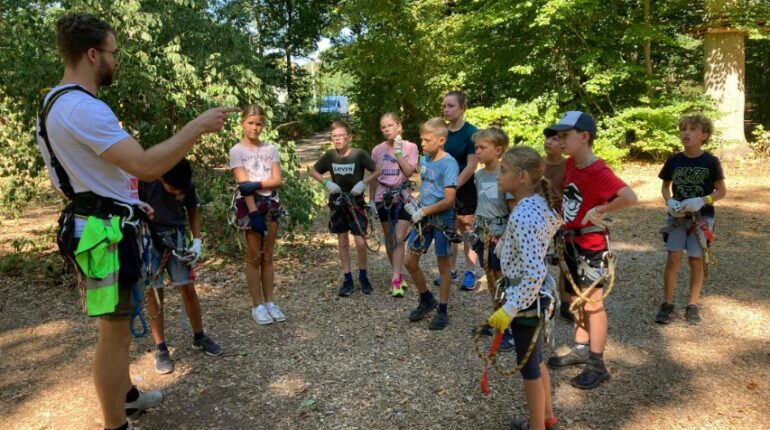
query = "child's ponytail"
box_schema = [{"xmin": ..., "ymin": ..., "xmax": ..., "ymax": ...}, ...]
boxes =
[{"xmin": 539, "ymin": 177, "xmax": 553, "ymax": 209}]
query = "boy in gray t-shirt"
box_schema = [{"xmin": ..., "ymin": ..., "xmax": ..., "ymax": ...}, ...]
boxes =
[{"xmin": 310, "ymin": 121, "xmax": 381, "ymax": 297}]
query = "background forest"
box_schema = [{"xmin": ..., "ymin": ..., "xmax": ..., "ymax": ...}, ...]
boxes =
[{"xmin": 1, "ymin": 0, "xmax": 769, "ymax": 229}]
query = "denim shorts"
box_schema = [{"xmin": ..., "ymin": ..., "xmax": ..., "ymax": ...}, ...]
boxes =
[
  {"xmin": 149, "ymin": 247, "xmax": 194, "ymax": 288},
  {"xmin": 406, "ymin": 213, "xmax": 455, "ymax": 257},
  {"xmin": 665, "ymin": 216, "xmax": 714, "ymax": 258}
]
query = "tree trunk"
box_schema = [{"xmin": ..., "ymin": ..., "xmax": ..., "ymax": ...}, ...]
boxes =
[
  {"xmin": 644, "ymin": 0, "xmax": 652, "ymax": 75},
  {"xmin": 704, "ymin": 0, "xmax": 749, "ymax": 159},
  {"xmin": 285, "ymin": 0, "xmax": 295, "ymax": 117}
]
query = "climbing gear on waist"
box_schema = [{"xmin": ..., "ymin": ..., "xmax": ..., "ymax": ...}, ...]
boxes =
[
  {"xmin": 334, "ymin": 192, "xmax": 381, "ymax": 253},
  {"xmin": 555, "ymin": 230, "xmax": 617, "ymax": 314}
]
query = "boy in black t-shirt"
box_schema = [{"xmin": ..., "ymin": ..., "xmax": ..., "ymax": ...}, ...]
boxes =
[
  {"xmin": 655, "ymin": 115, "xmax": 727, "ymax": 325},
  {"xmin": 310, "ymin": 121, "xmax": 381, "ymax": 297},
  {"xmin": 140, "ymin": 159, "xmax": 222, "ymax": 375}
]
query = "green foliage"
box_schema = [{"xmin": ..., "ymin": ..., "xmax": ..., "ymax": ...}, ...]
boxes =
[
  {"xmin": 0, "ymin": 0, "xmax": 323, "ymax": 235},
  {"xmin": 602, "ymin": 97, "xmax": 716, "ymax": 161},
  {"xmin": 466, "ymin": 99, "xmax": 625, "ymax": 167},
  {"xmin": 750, "ymin": 125, "xmax": 770, "ymax": 156}
]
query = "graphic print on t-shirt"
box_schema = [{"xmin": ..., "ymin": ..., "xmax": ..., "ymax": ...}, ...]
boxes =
[
  {"xmin": 671, "ymin": 166, "xmax": 710, "ymax": 199},
  {"xmin": 562, "ymin": 183, "xmax": 583, "ymax": 223},
  {"xmin": 332, "ymin": 163, "xmax": 355, "ymax": 176}
]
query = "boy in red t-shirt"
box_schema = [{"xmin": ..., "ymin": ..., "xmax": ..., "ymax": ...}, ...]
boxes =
[{"xmin": 544, "ymin": 112, "xmax": 638, "ymax": 390}]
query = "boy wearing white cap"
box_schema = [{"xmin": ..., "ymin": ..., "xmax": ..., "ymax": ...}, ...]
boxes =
[{"xmin": 544, "ymin": 111, "xmax": 638, "ymax": 390}]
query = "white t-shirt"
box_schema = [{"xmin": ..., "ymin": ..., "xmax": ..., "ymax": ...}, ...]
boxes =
[
  {"xmin": 229, "ymin": 142, "xmax": 281, "ymax": 197},
  {"xmin": 36, "ymin": 84, "xmax": 137, "ymax": 204}
]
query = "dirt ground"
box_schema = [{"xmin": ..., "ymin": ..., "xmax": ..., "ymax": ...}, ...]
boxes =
[{"xmin": 2, "ymin": 154, "xmax": 770, "ymax": 430}]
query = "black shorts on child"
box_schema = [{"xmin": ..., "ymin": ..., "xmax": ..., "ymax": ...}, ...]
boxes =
[
  {"xmin": 563, "ymin": 241, "xmax": 609, "ymax": 294},
  {"xmin": 328, "ymin": 202, "xmax": 368, "ymax": 236}
]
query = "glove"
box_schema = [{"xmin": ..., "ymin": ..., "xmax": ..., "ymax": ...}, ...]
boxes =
[
  {"xmin": 394, "ymin": 135, "xmax": 403, "ymax": 155},
  {"xmin": 368, "ymin": 201, "xmax": 378, "ymax": 215},
  {"xmin": 351, "ymin": 180, "xmax": 366, "ymax": 196},
  {"xmin": 487, "ymin": 306, "xmax": 515, "ymax": 333},
  {"xmin": 325, "ymin": 180, "xmax": 342, "ymax": 194},
  {"xmin": 404, "ymin": 199, "xmax": 420, "ymax": 216},
  {"xmin": 581, "ymin": 207, "xmax": 611, "ymax": 228},
  {"xmin": 237, "ymin": 181, "xmax": 262, "ymax": 196},
  {"xmin": 187, "ymin": 238, "xmax": 203, "ymax": 266},
  {"xmin": 410, "ymin": 208, "xmax": 425, "ymax": 224},
  {"xmin": 666, "ymin": 198, "xmax": 682, "ymax": 213},
  {"xmin": 248, "ymin": 211, "xmax": 267, "ymax": 234},
  {"xmin": 679, "ymin": 197, "xmax": 705, "ymax": 213}
]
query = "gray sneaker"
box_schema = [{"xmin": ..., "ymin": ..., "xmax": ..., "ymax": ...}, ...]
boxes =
[
  {"xmin": 192, "ymin": 335, "xmax": 223, "ymax": 356},
  {"xmin": 685, "ymin": 304, "xmax": 701, "ymax": 324},
  {"xmin": 154, "ymin": 349, "xmax": 174, "ymax": 374},
  {"xmin": 547, "ymin": 345, "xmax": 588, "ymax": 369},
  {"xmin": 125, "ymin": 389, "xmax": 163, "ymax": 420}
]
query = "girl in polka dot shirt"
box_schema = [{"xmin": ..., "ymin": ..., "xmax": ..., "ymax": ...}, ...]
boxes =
[{"xmin": 487, "ymin": 146, "xmax": 562, "ymax": 430}]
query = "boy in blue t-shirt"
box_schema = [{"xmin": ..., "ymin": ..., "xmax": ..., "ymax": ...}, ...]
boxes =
[
  {"xmin": 403, "ymin": 118, "xmax": 460, "ymax": 331},
  {"xmin": 655, "ymin": 114, "xmax": 726, "ymax": 325},
  {"xmin": 140, "ymin": 159, "xmax": 222, "ymax": 375}
]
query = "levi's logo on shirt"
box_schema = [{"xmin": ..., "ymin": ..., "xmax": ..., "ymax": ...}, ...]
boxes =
[{"xmin": 332, "ymin": 163, "xmax": 355, "ymax": 175}]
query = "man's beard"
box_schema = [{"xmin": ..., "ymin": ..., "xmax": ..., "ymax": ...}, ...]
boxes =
[{"xmin": 98, "ymin": 63, "xmax": 114, "ymax": 87}]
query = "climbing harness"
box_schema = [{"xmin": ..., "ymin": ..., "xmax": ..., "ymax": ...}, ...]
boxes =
[
  {"xmin": 554, "ymin": 228, "xmax": 617, "ymax": 314},
  {"xmin": 379, "ymin": 181, "xmax": 416, "ymax": 252},
  {"xmin": 334, "ymin": 192, "xmax": 381, "ymax": 253},
  {"xmin": 659, "ymin": 212, "xmax": 717, "ymax": 277},
  {"xmin": 406, "ymin": 214, "xmax": 463, "ymax": 255},
  {"xmin": 474, "ymin": 275, "xmax": 558, "ymax": 393}
]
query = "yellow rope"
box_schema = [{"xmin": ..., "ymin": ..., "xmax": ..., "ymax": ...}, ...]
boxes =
[
  {"xmin": 554, "ymin": 237, "xmax": 616, "ymax": 314},
  {"xmin": 473, "ymin": 319, "xmax": 543, "ymax": 377}
]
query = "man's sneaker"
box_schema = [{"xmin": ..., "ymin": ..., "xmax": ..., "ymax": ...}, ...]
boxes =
[
  {"xmin": 655, "ymin": 302, "xmax": 675, "ymax": 324},
  {"xmin": 360, "ymin": 277, "xmax": 373, "ymax": 295},
  {"xmin": 685, "ymin": 304, "xmax": 701, "ymax": 324},
  {"xmin": 547, "ymin": 345, "xmax": 589, "ymax": 368},
  {"xmin": 251, "ymin": 304, "xmax": 274, "ymax": 325},
  {"xmin": 391, "ymin": 279, "xmax": 405, "ymax": 298},
  {"xmin": 154, "ymin": 349, "xmax": 174, "ymax": 374},
  {"xmin": 338, "ymin": 279, "xmax": 354, "ymax": 297},
  {"xmin": 266, "ymin": 302, "xmax": 286, "ymax": 322},
  {"xmin": 471, "ymin": 324, "xmax": 493, "ymax": 337},
  {"xmin": 126, "ymin": 389, "xmax": 163, "ymax": 420},
  {"xmin": 433, "ymin": 270, "xmax": 458, "ymax": 286},
  {"xmin": 408, "ymin": 295, "xmax": 438, "ymax": 321},
  {"xmin": 560, "ymin": 301, "xmax": 574, "ymax": 322},
  {"xmin": 498, "ymin": 330, "xmax": 515, "ymax": 352},
  {"xmin": 428, "ymin": 312, "xmax": 449, "ymax": 330},
  {"xmin": 460, "ymin": 270, "xmax": 477, "ymax": 291},
  {"xmin": 511, "ymin": 417, "xmax": 561, "ymax": 430},
  {"xmin": 570, "ymin": 356, "xmax": 610, "ymax": 389},
  {"xmin": 192, "ymin": 335, "xmax": 223, "ymax": 356}
]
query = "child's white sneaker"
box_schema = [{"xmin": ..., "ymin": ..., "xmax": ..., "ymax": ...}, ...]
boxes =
[
  {"xmin": 252, "ymin": 304, "xmax": 274, "ymax": 325},
  {"xmin": 266, "ymin": 302, "xmax": 286, "ymax": 322}
]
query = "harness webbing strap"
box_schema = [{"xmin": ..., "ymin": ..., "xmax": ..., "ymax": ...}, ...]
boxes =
[{"xmin": 38, "ymin": 85, "xmax": 95, "ymax": 199}]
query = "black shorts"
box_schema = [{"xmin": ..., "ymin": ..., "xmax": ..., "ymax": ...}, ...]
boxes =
[
  {"xmin": 511, "ymin": 319, "xmax": 543, "ymax": 380},
  {"xmin": 455, "ymin": 181, "xmax": 477, "ymax": 215},
  {"xmin": 376, "ymin": 202, "xmax": 411, "ymax": 223},
  {"xmin": 563, "ymin": 241, "xmax": 610, "ymax": 294},
  {"xmin": 328, "ymin": 203, "xmax": 368, "ymax": 236}
]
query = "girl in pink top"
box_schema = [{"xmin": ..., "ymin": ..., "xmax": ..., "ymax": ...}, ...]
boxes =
[{"xmin": 370, "ymin": 113, "xmax": 419, "ymax": 297}]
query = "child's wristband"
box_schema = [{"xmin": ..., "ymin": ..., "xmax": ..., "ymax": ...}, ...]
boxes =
[
  {"xmin": 395, "ymin": 151, "xmax": 403, "ymax": 158},
  {"xmin": 322, "ymin": 179, "xmax": 329, "ymax": 185},
  {"xmin": 704, "ymin": 195, "xmax": 714, "ymax": 205}
]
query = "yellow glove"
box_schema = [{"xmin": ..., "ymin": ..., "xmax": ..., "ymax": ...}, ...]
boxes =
[{"xmin": 487, "ymin": 307, "xmax": 515, "ymax": 333}]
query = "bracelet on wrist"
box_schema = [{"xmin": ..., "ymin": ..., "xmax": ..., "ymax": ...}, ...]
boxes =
[
  {"xmin": 395, "ymin": 151, "xmax": 403, "ymax": 158},
  {"xmin": 322, "ymin": 179, "xmax": 329, "ymax": 185},
  {"xmin": 704, "ymin": 195, "xmax": 714, "ymax": 205}
]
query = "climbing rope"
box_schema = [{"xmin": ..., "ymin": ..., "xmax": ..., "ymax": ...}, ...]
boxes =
[{"xmin": 554, "ymin": 235, "xmax": 617, "ymax": 314}]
